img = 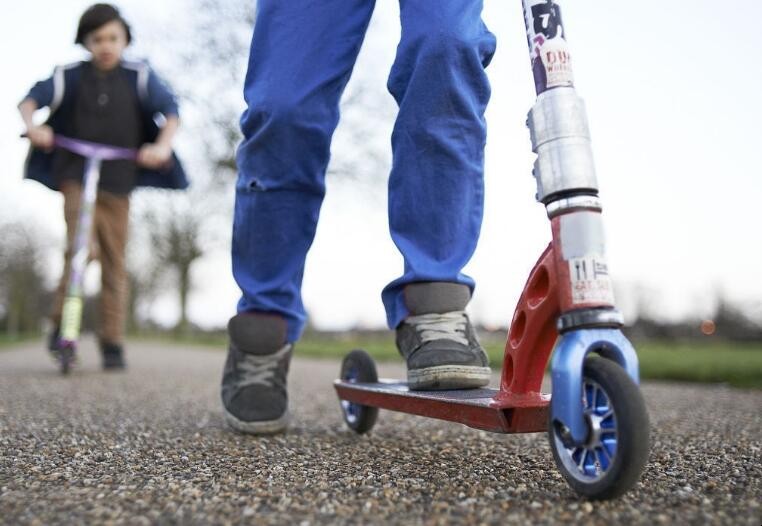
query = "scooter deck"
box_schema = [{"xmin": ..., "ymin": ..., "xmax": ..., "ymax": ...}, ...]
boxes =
[{"xmin": 334, "ymin": 379, "xmax": 550, "ymax": 434}]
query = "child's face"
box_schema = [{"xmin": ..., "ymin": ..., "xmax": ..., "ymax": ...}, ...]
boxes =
[{"xmin": 84, "ymin": 20, "xmax": 129, "ymax": 71}]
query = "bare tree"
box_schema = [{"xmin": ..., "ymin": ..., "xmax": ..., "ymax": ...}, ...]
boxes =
[
  {"xmin": 711, "ymin": 294, "xmax": 762, "ymax": 342},
  {"xmin": 0, "ymin": 221, "xmax": 52, "ymax": 337},
  {"xmin": 143, "ymin": 203, "xmax": 203, "ymax": 334},
  {"xmin": 125, "ymin": 246, "xmax": 162, "ymax": 334}
]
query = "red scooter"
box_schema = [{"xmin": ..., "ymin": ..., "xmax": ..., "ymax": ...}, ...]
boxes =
[{"xmin": 335, "ymin": 1, "xmax": 649, "ymax": 500}]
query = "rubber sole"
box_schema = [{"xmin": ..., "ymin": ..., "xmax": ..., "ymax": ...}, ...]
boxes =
[
  {"xmin": 407, "ymin": 365, "xmax": 491, "ymax": 391},
  {"xmin": 223, "ymin": 407, "xmax": 289, "ymax": 435}
]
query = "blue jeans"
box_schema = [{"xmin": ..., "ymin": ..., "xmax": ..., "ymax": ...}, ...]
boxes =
[{"xmin": 234, "ymin": 0, "xmax": 497, "ymax": 342}]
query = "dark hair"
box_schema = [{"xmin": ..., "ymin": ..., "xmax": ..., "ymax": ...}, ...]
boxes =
[{"xmin": 75, "ymin": 4, "xmax": 132, "ymax": 45}]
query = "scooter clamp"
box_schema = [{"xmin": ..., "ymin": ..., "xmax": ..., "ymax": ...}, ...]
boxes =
[{"xmin": 528, "ymin": 88, "xmax": 598, "ymax": 203}]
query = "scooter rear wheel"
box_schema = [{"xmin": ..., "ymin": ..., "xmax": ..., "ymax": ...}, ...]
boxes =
[
  {"xmin": 339, "ymin": 349, "xmax": 379, "ymax": 434},
  {"xmin": 549, "ymin": 356, "xmax": 649, "ymax": 500},
  {"xmin": 59, "ymin": 346, "xmax": 75, "ymax": 375}
]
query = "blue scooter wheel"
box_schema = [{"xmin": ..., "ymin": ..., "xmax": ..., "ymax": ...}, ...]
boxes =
[
  {"xmin": 549, "ymin": 356, "xmax": 650, "ymax": 500},
  {"xmin": 340, "ymin": 349, "xmax": 379, "ymax": 434}
]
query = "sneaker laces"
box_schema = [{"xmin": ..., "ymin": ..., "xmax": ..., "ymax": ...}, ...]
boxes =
[
  {"xmin": 406, "ymin": 311, "xmax": 469, "ymax": 346},
  {"xmin": 236, "ymin": 344, "xmax": 291, "ymax": 389}
]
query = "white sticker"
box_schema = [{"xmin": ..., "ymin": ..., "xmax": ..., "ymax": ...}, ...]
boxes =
[
  {"xmin": 539, "ymin": 28, "xmax": 574, "ymax": 88},
  {"xmin": 568, "ymin": 256, "xmax": 615, "ymax": 304}
]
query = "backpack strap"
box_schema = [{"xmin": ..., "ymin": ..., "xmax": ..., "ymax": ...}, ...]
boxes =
[
  {"xmin": 121, "ymin": 60, "xmax": 150, "ymax": 104},
  {"xmin": 50, "ymin": 62, "xmax": 83, "ymax": 114}
]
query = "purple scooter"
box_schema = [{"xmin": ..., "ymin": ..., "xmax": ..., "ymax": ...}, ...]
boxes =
[{"xmin": 50, "ymin": 136, "xmax": 138, "ymax": 374}]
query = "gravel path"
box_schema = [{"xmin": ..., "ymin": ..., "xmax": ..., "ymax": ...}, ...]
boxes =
[{"xmin": 0, "ymin": 339, "xmax": 760, "ymax": 525}]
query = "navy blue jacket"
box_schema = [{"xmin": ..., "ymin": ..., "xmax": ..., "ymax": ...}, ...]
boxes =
[{"xmin": 23, "ymin": 60, "xmax": 188, "ymax": 191}]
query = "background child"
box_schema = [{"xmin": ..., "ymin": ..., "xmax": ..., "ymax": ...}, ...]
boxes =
[{"xmin": 18, "ymin": 3, "xmax": 187, "ymax": 369}]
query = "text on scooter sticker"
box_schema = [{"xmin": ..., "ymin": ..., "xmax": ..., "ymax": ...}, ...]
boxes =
[{"xmin": 568, "ymin": 256, "xmax": 615, "ymax": 304}]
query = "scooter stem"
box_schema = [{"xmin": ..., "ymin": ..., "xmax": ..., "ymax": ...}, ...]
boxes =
[
  {"xmin": 520, "ymin": 0, "xmax": 622, "ymax": 328},
  {"xmin": 60, "ymin": 157, "xmax": 102, "ymax": 345}
]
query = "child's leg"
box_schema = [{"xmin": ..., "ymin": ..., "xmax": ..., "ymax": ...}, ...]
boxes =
[
  {"xmin": 224, "ymin": 0, "xmax": 376, "ymax": 433},
  {"xmin": 382, "ymin": 0, "xmax": 497, "ymax": 389},
  {"xmin": 233, "ymin": 0, "xmax": 377, "ymax": 344},
  {"xmin": 94, "ymin": 191, "xmax": 130, "ymax": 347},
  {"xmin": 382, "ymin": 0, "xmax": 497, "ymax": 329}
]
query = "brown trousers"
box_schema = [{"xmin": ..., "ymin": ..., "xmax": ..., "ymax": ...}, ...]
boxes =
[{"xmin": 52, "ymin": 180, "xmax": 130, "ymax": 345}]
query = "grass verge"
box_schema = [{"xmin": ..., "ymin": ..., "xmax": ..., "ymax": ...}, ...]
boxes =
[
  {"xmin": 0, "ymin": 334, "xmax": 36, "ymax": 350},
  {"xmin": 634, "ymin": 341, "xmax": 762, "ymax": 389},
  {"xmin": 138, "ymin": 331, "xmax": 762, "ymax": 390}
]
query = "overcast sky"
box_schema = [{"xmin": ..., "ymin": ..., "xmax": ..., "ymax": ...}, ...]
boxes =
[{"xmin": 1, "ymin": 1, "xmax": 761, "ymax": 331}]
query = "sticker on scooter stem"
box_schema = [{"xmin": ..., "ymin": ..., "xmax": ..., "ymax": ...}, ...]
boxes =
[
  {"xmin": 524, "ymin": 1, "xmax": 574, "ymax": 90},
  {"xmin": 539, "ymin": 26, "xmax": 573, "ymax": 88},
  {"xmin": 568, "ymin": 256, "xmax": 615, "ymax": 304}
]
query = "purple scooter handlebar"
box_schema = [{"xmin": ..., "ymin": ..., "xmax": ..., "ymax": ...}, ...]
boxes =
[
  {"xmin": 21, "ymin": 133, "xmax": 138, "ymax": 161},
  {"xmin": 53, "ymin": 135, "xmax": 138, "ymax": 161}
]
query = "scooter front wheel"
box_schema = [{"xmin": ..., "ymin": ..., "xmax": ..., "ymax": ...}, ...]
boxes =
[
  {"xmin": 339, "ymin": 349, "xmax": 379, "ymax": 434},
  {"xmin": 549, "ymin": 356, "xmax": 649, "ymax": 500}
]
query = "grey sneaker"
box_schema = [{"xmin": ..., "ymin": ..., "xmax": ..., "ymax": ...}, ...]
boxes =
[
  {"xmin": 221, "ymin": 313, "xmax": 292, "ymax": 434},
  {"xmin": 396, "ymin": 282, "xmax": 490, "ymax": 390}
]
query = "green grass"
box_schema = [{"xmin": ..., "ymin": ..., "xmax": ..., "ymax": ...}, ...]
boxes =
[
  {"xmin": 157, "ymin": 331, "xmax": 762, "ymax": 390},
  {"xmin": 299, "ymin": 338, "xmax": 762, "ymax": 389},
  {"xmin": 634, "ymin": 341, "xmax": 762, "ymax": 389},
  {"xmin": 0, "ymin": 334, "xmax": 36, "ymax": 349}
]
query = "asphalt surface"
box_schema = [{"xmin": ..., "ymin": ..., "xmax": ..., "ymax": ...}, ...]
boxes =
[{"xmin": 0, "ymin": 339, "xmax": 760, "ymax": 525}]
